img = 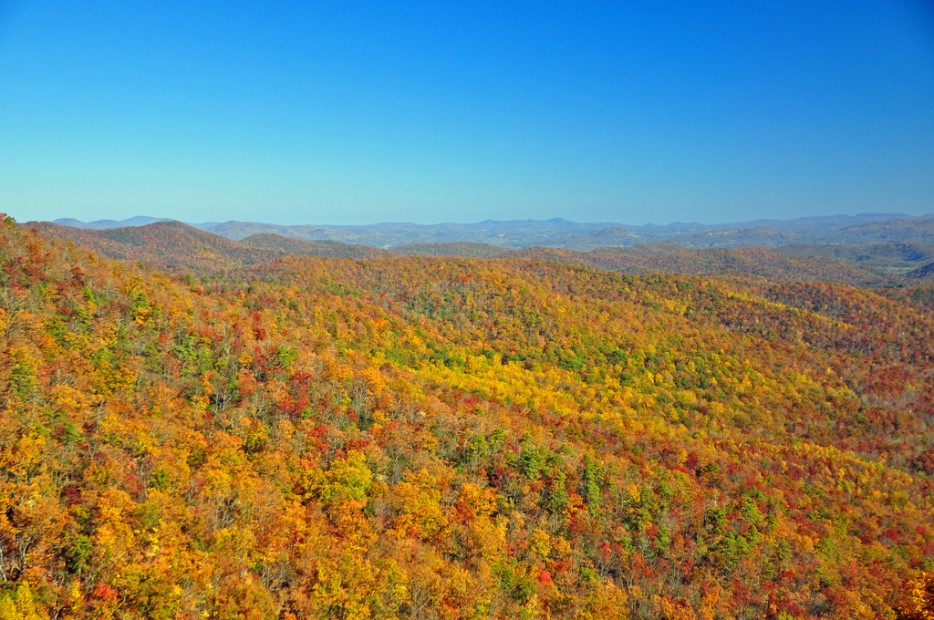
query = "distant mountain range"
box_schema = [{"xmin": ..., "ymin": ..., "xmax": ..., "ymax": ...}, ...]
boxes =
[
  {"xmin": 52, "ymin": 215, "xmax": 173, "ymax": 229},
  {"xmin": 52, "ymin": 212, "xmax": 933, "ymax": 250},
  {"xmin": 31, "ymin": 216, "xmax": 934, "ymax": 284}
]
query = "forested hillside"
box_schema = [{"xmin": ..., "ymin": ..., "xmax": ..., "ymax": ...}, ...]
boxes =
[
  {"xmin": 1, "ymin": 215, "xmax": 932, "ymax": 618},
  {"xmin": 34, "ymin": 221, "xmax": 924, "ymax": 285},
  {"xmin": 30, "ymin": 221, "xmax": 278, "ymax": 273},
  {"xmin": 505, "ymin": 244, "xmax": 893, "ymax": 286}
]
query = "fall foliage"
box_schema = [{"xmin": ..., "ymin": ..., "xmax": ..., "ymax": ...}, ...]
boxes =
[{"xmin": 0, "ymin": 214, "xmax": 931, "ymax": 618}]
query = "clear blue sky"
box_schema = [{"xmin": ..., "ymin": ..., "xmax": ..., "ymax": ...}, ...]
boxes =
[{"xmin": 1, "ymin": 1, "xmax": 933, "ymax": 225}]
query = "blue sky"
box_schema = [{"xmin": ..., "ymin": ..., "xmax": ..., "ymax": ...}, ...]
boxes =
[{"xmin": 1, "ymin": 1, "xmax": 933, "ymax": 225}]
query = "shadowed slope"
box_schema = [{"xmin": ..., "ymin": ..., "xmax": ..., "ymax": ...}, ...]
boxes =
[
  {"xmin": 505, "ymin": 243, "xmax": 892, "ymax": 285},
  {"xmin": 240, "ymin": 233, "xmax": 391, "ymax": 258}
]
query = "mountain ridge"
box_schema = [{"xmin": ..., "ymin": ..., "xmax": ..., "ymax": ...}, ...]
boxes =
[
  {"xmin": 34, "ymin": 218, "xmax": 932, "ymax": 282},
  {"xmin": 50, "ymin": 212, "xmax": 933, "ymax": 250}
]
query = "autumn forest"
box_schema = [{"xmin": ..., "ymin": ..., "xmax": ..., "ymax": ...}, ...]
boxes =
[{"xmin": 0, "ymin": 214, "xmax": 932, "ymax": 619}]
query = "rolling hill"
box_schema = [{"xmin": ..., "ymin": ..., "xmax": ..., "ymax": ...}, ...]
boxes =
[
  {"xmin": 32, "ymin": 221, "xmax": 390, "ymax": 272},
  {"xmin": 35, "ymin": 220, "xmax": 927, "ymax": 285},
  {"xmin": 505, "ymin": 244, "xmax": 894, "ymax": 286},
  {"xmin": 53, "ymin": 213, "xmax": 934, "ymax": 250},
  {"xmin": 239, "ymin": 233, "xmax": 391, "ymax": 259},
  {"xmin": 33, "ymin": 220, "xmax": 275, "ymax": 272},
  {"xmin": 776, "ymin": 242, "xmax": 934, "ymax": 279},
  {"xmin": 393, "ymin": 242, "xmax": 508, "ymax": 258}
]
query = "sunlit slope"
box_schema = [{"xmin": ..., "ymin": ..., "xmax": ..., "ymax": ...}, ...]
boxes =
[
  {"xmin": 0, "ymin": 217, "xmax": 931, "ymax": 618},
  {"xmin": 32, "ymin": 221, "xmax": 390, "ymax": 272}
]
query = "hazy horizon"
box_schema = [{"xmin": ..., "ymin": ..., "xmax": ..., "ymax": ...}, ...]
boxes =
[
  {"xmin": 33, "ymin": 210, "xmax": 931, "ymax": 230},
  {"xmin": 3, "ymin": 1, "xmax": 933, "ymax": 226}
]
